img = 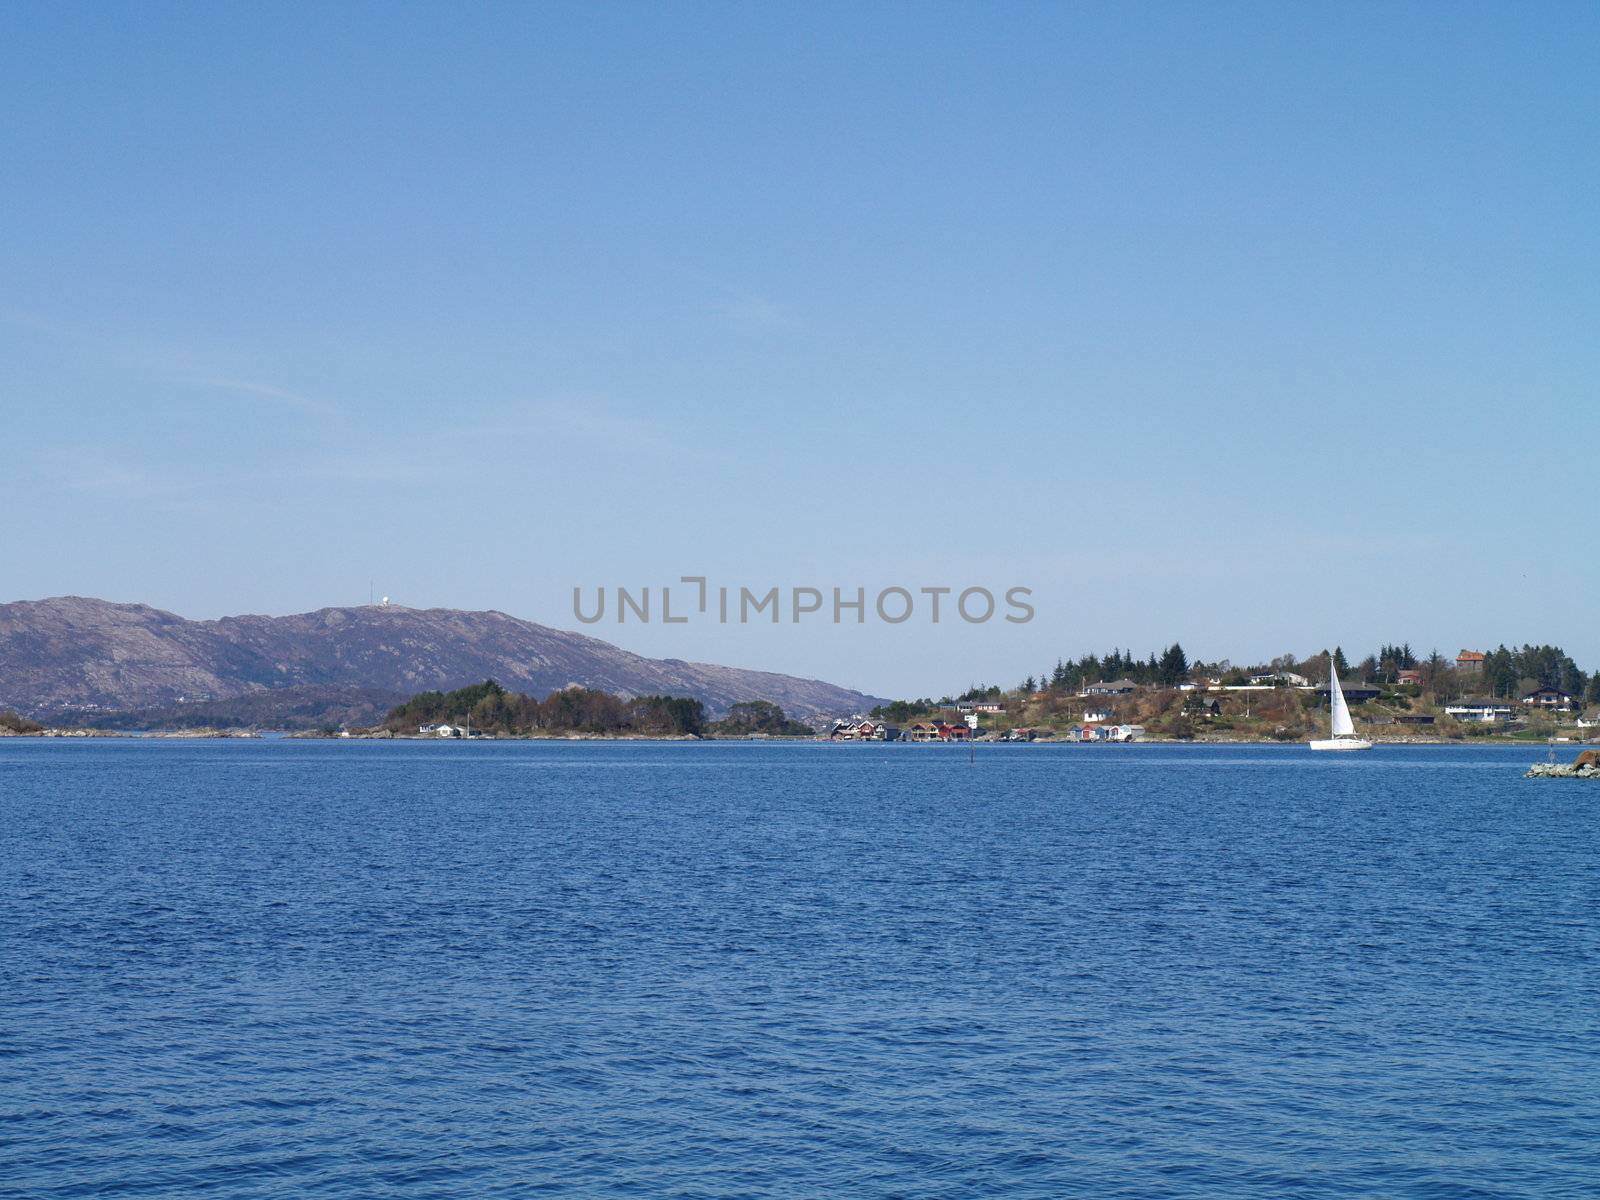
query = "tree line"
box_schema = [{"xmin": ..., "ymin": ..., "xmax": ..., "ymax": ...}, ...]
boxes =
[
  {"xmin": 961, "ymin": 639, "xmax": 1598, "ymax": 708},
  {"xmin": 384, "ymin": 680, "xmax": 706, "ymax": 736},
  {"xmin": 0, "ymin": 710, "xmax": 44, "ymax": 734},
  {"xmin": 383, "ymin": 681, "xmax": 816, "ymax": 737},
  {"xmin": 1024, "ymin": 644, "xmax": 1198, "ymax": 695},
  {"xmin": 1473, "ymin": 644, "xmax": 1591, "ymax": 701},
  {"xmin": 1293, "ymin": 643, "xmax": 1591, "ymax": 701}
]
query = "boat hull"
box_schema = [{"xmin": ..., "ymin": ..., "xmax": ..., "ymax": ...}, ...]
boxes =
[{"xmin": 1308, "ymin": 738, "xmax": 1373, "ymax": 751}]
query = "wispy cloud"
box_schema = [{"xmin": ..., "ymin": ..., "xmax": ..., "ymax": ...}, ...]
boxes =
[
  {"xmin": 172, "ymin": 374, "xmax": 333, "ymax": 416},
  {"xmin": 1, "ymin": 308, "xmax": 338, "ymax": 417},
  {"xmin": 39, "ymin": 448, "xmax": 214, "ymax": 502},
  {"xmin": 422, "ymin": 394, "xmax": 731, "ymax": 476},
  {"xmin": 723, "ymin": 294, "xmax": 799, "ymax": 332},
  {"xmin": 530, "ymin": 400, "xmax": 663, "ymax": 444},
  {"xmin": 285, "ymin": 450, "xmax": 430, "ymax": 485},
  {"xmin": 0, "ymin": 308, "xmax": 90, "ymax": 342},
  {"xmin": 443, "ymin": 396, "xmax": 674, "ymax": 451},
  {"xmin": 37, "ymin": 442, "xmax": 429, "ymax": 508}
]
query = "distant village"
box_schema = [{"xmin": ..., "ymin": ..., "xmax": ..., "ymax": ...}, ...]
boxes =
[
  {"xmin": 8, "ymin": 642, "xmax": 1595, "ymax": 744},
  {"xmin": 824, "ymin": 645, "xmax": 1600, "ymax": 744}
]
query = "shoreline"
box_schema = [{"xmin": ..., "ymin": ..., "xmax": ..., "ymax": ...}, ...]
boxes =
[{"xmin": 2, "ymin": 729, "xmax": 1588, "ymax": 748}]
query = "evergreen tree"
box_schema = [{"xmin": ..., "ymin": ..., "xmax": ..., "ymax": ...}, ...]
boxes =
[{"xmin": 1484, "ymin": 645, "xmax": 1518, "ymax": 698}]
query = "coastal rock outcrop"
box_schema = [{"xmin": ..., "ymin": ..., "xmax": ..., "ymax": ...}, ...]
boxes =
[{"xmin": 1525, "ymin": 759, "xmax": 1600, "ymax": 779}]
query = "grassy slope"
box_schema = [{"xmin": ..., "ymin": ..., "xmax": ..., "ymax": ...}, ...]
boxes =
[{"xmin": 887, "ymin": 687, "xmax": 1594, "ymax": 742}]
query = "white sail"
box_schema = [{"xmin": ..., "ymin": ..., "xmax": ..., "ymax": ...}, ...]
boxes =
[{"xmin": 1329, "ymin": 666, "xmax": 1355, "ymax": 738}]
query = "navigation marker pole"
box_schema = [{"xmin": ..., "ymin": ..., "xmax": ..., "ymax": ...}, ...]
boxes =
[{"xmin": 967, "ymin": 712, "xmax": 978, "ymax": 765}]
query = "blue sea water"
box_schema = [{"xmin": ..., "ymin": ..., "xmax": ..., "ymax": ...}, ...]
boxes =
[{"xmin": 1, "ymin": 739, "xmax": 1596, "ymax": 1198}]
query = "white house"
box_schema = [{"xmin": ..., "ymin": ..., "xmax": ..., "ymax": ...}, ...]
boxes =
[
  {"xmin": 1248, "ymin": 671, "xmax": 1311, "ymax": 687},
  {"xmin": 1082, "ymin": 707, "xmax": 1113, "ymax": 724},
  {"xmin": 829, "ymin": 719, "xmax": 900, "ymax": 741},
  {"xmin": 954, "ymin": 699, "xmax": 1007, "ymax": 715},
  {"xmin": 1444, "ymin": 700, "xmax": 1516, "ymax": 723}
]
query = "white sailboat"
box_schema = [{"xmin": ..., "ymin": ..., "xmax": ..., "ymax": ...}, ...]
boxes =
[{"xmin": 1309, "ymin": 663, "xmax": 1372, "ymax": 751}]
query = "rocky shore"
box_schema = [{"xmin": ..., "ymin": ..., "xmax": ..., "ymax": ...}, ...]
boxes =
[
  {"xmin": 1525, "ymin": 761, "xmax": 1600, "ymax": 779},
  {"xmin": 0, "ymin": 726, "xmax": 122, "ymax": 738},
  {"xmin": 0, "ymin": 726, "xmax": 257, "ymax": 739},
  {"xmin": 144, "ymin": 728, "xmax": 260, "ymax": 739}
]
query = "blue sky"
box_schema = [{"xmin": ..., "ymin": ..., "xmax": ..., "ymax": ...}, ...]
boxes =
[{"xmin": 3, "ymin": 2, "xmax": 1596, "ymax": 697}]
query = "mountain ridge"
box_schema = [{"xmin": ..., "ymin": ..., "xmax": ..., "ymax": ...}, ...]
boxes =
[{"xmin": 0, "ymin": 596, "xmax": 883, "ymax": 723}]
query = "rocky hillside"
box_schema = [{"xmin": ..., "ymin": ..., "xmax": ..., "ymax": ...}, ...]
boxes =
[
  {"xmin": 0, "ymin": 597, "xmax": 882, "ymax": 723},
  {"xmin": 53, "ymin": 686, "xmax": 411, "ymax": 733}
]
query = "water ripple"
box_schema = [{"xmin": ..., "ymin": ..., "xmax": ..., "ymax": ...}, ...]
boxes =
[{"xmin": 1, "ymin": 741, "xmax": 1596, "ymax": 1197}]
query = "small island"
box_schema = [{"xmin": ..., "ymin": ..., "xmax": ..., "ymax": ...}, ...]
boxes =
[{"xmin": 326, "ymin": 681, "xmax": 817, "ymax": 740}]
